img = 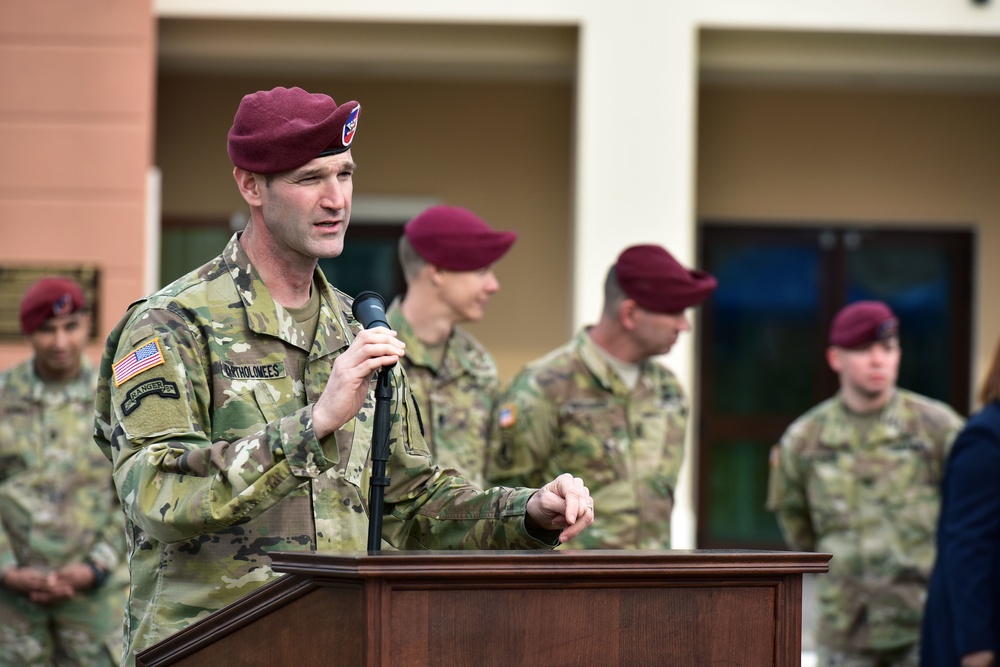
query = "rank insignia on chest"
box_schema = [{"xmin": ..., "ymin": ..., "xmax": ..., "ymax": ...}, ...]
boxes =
[
  {"xmin": 113, "ymin": 339, "xmax": 166, "ymax": 386},
  {"xmin": 498, "ymin": 403, "xmax": 517, "ymax": 428}
]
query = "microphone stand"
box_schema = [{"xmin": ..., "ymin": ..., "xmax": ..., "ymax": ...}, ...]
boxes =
[{"xmin": 366, "ymin": 365, "xmax": 394, "ymax": 551}]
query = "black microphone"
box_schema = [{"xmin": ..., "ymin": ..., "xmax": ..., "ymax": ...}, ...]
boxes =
[{"xmin": 352, "ymin": 290, "xmax": 390, "ymax": 330}]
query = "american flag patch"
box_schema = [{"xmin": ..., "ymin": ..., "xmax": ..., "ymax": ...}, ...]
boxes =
[
  {"xmin": 498, "ymin": 403, "xmax": 516, "ymax": 428},
  {"xmin": 113, "ymin": 339, "xmax": 165, "ymax": 387}
]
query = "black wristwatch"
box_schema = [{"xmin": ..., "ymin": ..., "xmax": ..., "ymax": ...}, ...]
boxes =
[{"xmin": 83, "ymin": 559, "xmax": 108, "ymax": 589}]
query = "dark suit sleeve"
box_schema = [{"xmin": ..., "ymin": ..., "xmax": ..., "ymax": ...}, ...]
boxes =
[{"xmin": 940, "ymin": 411, "xmax": 1000, "ymax": 657}]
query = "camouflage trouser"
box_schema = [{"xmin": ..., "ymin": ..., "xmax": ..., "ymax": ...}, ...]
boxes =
[
  {"xmin": 0, "ymin": 583, "xmax": 125, "ymax": 667},
  {"xmin": 817, "ymin": 643, "xmax": 919, "ymax": 667}
]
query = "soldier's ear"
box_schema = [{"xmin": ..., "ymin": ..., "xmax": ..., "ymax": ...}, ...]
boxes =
[
  {"xmin": 826, "ymin": 346, "xmax": 842, "ymax": 374},
  {"xmin": 426, "ymin": 264, "xmax": 445, "ymax": 287},
  {"xmin": 618, "ymin": 299, "xmax": 640, "ymax": 331},
  {"xmin": 234, "ymin": 167, "xmax": 264, "ymax": 206}
]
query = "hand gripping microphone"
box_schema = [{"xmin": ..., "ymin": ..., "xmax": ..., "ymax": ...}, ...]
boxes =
[{"xmin": 352, "ymin": 290, "xmax": 390, "ymax": 330}]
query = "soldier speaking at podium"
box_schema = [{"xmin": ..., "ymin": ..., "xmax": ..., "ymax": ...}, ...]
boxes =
[{"xmin": 95, "ymin": 86, "xmax": 593, "ymax": 666}]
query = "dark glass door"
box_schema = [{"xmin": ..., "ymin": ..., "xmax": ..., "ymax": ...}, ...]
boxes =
[{"xmin": 696, "ymin": 223, "xmax": 972, "ymax": 549}]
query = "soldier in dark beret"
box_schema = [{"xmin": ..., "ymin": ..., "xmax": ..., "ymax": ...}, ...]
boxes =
[
  {"xmin": 487, "ymin": 244, "xmax": 717, "ymax": 550},
  {"xmin": 767, "ymin": 300, "xmax": 965, "ymax": 667},
  {"xmin": 387, "ymin": 205, "xmax": 517, "ymax": 488},
  {"xmin": 94, "ymin": 86, "xmax": 594, "ymax": 666},
  {"xmin": 0, "ymin": 277, "xmax": 126, "ymax": 665}
]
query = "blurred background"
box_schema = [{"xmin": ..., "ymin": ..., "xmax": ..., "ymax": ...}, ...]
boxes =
[{"xmin": 2, "ymin": 0, "xmax": 999, "ymax": 563}]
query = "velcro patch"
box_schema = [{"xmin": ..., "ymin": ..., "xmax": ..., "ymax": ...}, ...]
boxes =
[
  {"xmin": 498, "ymin": 403, "xmax": 516, "ymax": 428},
  {"xmin": 113, "ymin": 339, "xmax": 165, "ymax": 386},
  {"xmin": 121, "ymin": 377, "xmax": 180, "ymax": 416},
  {"xmin": 221, "ymin": 361, "xmax": 286, "ymax": 380}
]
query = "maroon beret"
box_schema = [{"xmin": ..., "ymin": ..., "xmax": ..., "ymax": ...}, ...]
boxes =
[
  {"xmin": 829, "ymin": 300, "xmax": 899, "ymax": 349},
  {"xmin": 404, "ymin": 206, "xmax": 517, "ymax": 271},
  {"xmin": 615, "ymin": 244, "xmax": 717, "ymax": 314},
  {"xmin": 227, "ymin": 86, "xmax": 360, "ymax": 174},
  {"xmin": 20, "ymin": 276, "xmax": 86, "ymax": 335}
]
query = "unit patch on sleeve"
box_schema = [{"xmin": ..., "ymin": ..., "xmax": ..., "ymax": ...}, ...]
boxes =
[
  {"xmin": 113, "ymin": 339, "xmax": 166, "ymax": 386},
  {"xmin": 121, "ymin": 378, "xmax": 180, "ymax": 416},
  {"xmin": 498, "ymin": 403, "xmax": 517, "ymax": 429}
]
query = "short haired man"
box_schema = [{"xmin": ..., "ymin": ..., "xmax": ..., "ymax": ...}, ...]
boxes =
[
  {"xmin": 94, "ymin": 86, "xmax": 593, "ymax": 665},
  {"xmin": 487, "ymin": 244, "xmax": 717, "ymax": 549},
  {"xmin": 767, "ymin": 300, "xmax": 965, "ymax": 667},
  {"xmin": 0, "ymin": 277, "xmax": 125, "ymax": 665},
  {"xmin": 387, "ymin": 205, "xmax": 516, "ymax": 487}
]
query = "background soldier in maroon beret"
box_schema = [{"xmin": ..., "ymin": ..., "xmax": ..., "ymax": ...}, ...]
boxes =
[
  {"xmin": 0, "ymin": 277, "xmax": 126, "ymax": 665},
  {"xmin": 767, "ymin": 300, "xmax": 965, "ymax": 667},
  {"xmin": 387, "ymin": 205, "xmax": 516, "ymax": 487},
  {"xmin": 487, "ymin": 244, "xmax": 717, "ymax": 549}
]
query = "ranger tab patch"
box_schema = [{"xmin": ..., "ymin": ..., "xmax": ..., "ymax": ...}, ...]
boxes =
[
  {"xmin": 121, "ymin": 378, "xmax": 180, "ymax": 415},
  {"xmin": 113, "ymin": 339, "xmax": 165, "ymax": 386}
]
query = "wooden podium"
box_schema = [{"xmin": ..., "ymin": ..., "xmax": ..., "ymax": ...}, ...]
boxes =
[{"xmin": 136, "ymin": 549, "xmax": 829, "ymax": 667}]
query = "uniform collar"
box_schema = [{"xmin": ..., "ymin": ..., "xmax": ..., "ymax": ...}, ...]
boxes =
[
  {"xmin": 820, "ymin": 389, "xmax": 904, "ymax": 445},
  {"xmin": 18, "ymin": 356, "xmax": 95, "ymax": 403},
  {"xmin": 576, "ymin": 327, "xmax": 641, "ymax": 395},
  {"xmin": 386, "ymin": 296, "xmax": 480, "ymax": 378},
  {"xmin": 221, "ymin": 232, "xmax": 352, "ymax": 355}
]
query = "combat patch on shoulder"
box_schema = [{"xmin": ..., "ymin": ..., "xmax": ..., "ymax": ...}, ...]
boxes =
[
  {"xmin": 498, "ymin": 403, "xmax": 517, "ymax": 429},
  {"xmin": 113, "ymin": 339, "xmax": 165, "ymax": 386},
  {"xmin": 496, "ymin": 431, "xmax": 516, "ymax": 469},
  {"xmin": 121, "ymin": 377, "xmax": 180, "ymax": 416}
]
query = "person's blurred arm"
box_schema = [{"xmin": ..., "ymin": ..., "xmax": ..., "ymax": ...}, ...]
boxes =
[
  {"xmin": 941, "ymin": 417, "xmax": 1000, "ymax": 660},
  {"xmin": 766, "ymin": 434, "xmax": 816, "ymax": 552}
]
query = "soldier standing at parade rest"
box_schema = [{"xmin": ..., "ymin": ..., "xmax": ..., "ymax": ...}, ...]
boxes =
[
  {"xmin": 387, "ymin": 205, "xmax": 516, "ymax": 487},
  {"xmin": 0, "ymin": 277, "xmax": 126, "ymax": 665},
  {"xmin": 487, "ymin": 244, "xmax": 717, "ymax": 549},
  {"xmin": 767, "ymin": 300, "xmax": 965, "ymax": 667},
  {"xmin": 94, "ymin": 86, "xmax": 594, "ymax": 666}
]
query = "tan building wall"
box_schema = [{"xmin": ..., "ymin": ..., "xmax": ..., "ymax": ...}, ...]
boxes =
[
  {"xmin": 697, "ymin": 84, "xmax": 1000, "ymax": 399},
  {"xmin": 0, "ymin": 0, "xmax": 156, "ymax": 371}
]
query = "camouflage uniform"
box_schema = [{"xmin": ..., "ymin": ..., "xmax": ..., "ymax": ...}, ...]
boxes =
[
  {"xmin": 386, "ymin": 299, "xmax": 498, "ymax": 487},
  {"xmin": 94, "ymin": 234, "xmax": 558, "ymax": 666},
  {"xmin": 487, "ymin": 328, "xmax": 688, "ymax": 549},
  {"xmin": 0, "ymin": 358, "xmax": 126, "ymax": 666},
  {"xmin": 766, "ymin": 389, "xmax": 964, "ymax": 663}
]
